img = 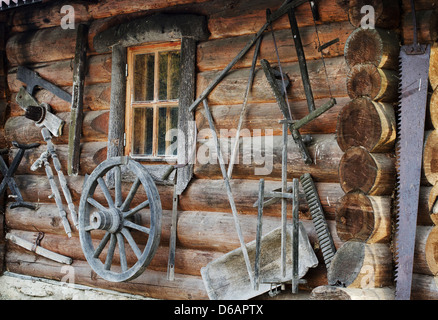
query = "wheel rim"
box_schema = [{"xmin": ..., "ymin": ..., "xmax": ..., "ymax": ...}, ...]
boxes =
[{"xmin": 78, "ymin": 157, "xmax": 162, "ymax": 282}]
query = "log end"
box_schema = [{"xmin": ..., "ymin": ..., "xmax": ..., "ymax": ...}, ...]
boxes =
[
  {"xmin": 339, "ymin": 146, "xmax": 377, "ymax": 194},
  {"xmin": 335, "ymin": 191, "xmax": 375, "ymax": 242},
  {"xmin": 426, "ymin": 226, "xmax": 438, "ymax": 276},
  {"xmin": 423, "ymin": 130, "xmax": 438, "ymax": 186}
]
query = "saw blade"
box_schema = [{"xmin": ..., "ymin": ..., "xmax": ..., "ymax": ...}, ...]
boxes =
[{"xmin": 394, "ymin": 44, "xmax": 430, "ymax": 300}]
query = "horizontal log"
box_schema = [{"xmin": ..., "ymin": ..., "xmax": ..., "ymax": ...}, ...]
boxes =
[
  {"xmin": 411, "ymin": 273, "xmax": 438, "ymax": 300},
  {"xmin": 205, "ymin": 0, "xmax": 349, "ymax": 40},
  {"xmin": 346, "ymin": 64, "xmax": 399, "ymax": 102},
  {"xmin": 5, "ymin": 250, "xmax": 208, "ymax": 300},
  {"xmin": 195, "ymin": 97, "xmax": 349, "ymax": 136},
  {"xmin": 5, "ymin": 203, "xmax": 344, "ymax": 254},
  {"xmin": 4, "ymin": 110, "xmax": 109, "ymax": 145},
  {"xmin": 10, "ymin": 83, "xmax": 111, "ymax": 116},
  {"xmin": 402, "ymin": 10, "xmax": 438, "ymax": 44},
  {"xmin": 9, "ymin": 141, "xmax": 107, "ymax": 176},
  {"xmin": 430, "ymin": 43, "xmax": 438, "ymax": 91},
  {"xmin": 197, "ymin": 21, "xmax": 355, "ymax": 72},
  {"xmin": 347, "ymin": 0, "xmax": 400, "ymax": 29},
  {"xmin": 194, "ymin": 134, "xmax": 343, "ymax": 183},
  {"xmin": 7, "ymin": 229, "xmax": 222, "ymax": 277},
  {"xmin": 335, "ymin": 191, "xmax": 391, "ymax": 243},
  {"xmin": 339, "ymin": 146, "xmax": 396, "ymax": 196},
  {"xmin": 8, "ymin": 54, "xmax": 112, "ymax": 93},
  {"xmin": 327, "ymin": 242, "xmax": 393, "ymax": 288},
  {"xmin": 336, "ymin": 97, "xmax": 396, "ymax": 153},
  {"xmin": 12, "ymin": 175, "xmax": 344, "ymax": 218},
  {"xmin": 310, "ymin": 285, "xmax": 395, "ymax": 300},
  {"xmin": 196, "ymin": 56, "xmax": 348, "ymax": 106},
  {"xmin": 344, "ymin": 28, "xmax": 400, "ymax": 70}
]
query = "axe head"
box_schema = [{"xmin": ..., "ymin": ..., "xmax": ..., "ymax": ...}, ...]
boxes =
[{"xmin": 17, "ymin": 66, "xmax": 38, "ymax": 95}]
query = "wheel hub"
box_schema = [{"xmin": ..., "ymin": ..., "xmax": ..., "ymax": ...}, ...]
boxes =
[{"xmin": 90, "ymin": 208, "xmax": 123, "ymax": 234}]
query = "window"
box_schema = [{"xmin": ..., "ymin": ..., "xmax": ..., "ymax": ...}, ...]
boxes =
[{"xmin": 125, "ymin": 42, "xmax": 181, "ymax": 160}]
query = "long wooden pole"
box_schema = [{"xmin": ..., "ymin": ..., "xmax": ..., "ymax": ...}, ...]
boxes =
[{"xmin": 202, "ymin": 99, "xmax": 254, "ymax": 287}]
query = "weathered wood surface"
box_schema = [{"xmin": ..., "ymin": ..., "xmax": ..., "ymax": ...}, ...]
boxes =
[
  {"xmin": 347, "ymin": 0, "xmax": 400, "ymax": 29},
  {"xmin": 428, "ymin": 183, "xmax": 438, "ymax": 225},
  {"xmin": 338, "ymin": 146, "xmax": 396, "ymax": 195},
  {"xmin": 195, "ymin": 97, "xmax": 349, "ymax": 136},
  {"xmin": 344, "ymin": 28, "xmax": 399, "ymax": 70},
  {"xmin": 4, "ymin": 111, "xmax": 109, "ymax": 145},
  {"xmin": 411, "ymin": 273, "xmax": 438, "ymax": 300},
  {"xmin": 6, "ymin": 229, "xmax": 222, "ymax": 277},
  {"xmin": 12, "ymin": 174, "xmax": 345, "ymax": 218},
  {"xmin": 346, "ymin": 64, "xmax": 399, "ymax": 102},
  {"xmin": 10, "ymin": 83, "xmax": 111, "ymax": 117},
  {"xmin": 335, "ymin": 191, "xmax": 391, "ymax": 243},
  {"xmin": 5, "ymin": 250, "xmax": 208, "ymax": 300},
  {"xmin": 327, "ymin": 242, "xmax": 393, "ymax": 288},
  {"xmin": 194, "ymin": 134, "xmax": 343, "ymax": 182},
  {"xmin": 201, "ymin": 224, "xmax": 318, "ymax": 300},
  {"xmin": 310, "ymin": 285, "xmax": 395, "ymax": 300},
  {"xmin": 423, "ymin": 130, "xmax": 438, "ymax": 186},
  {"xmin": 5, "ymin": 204, "xmax": 344, "ymax": 254},
  {"xmin": 336, "ymin": 97, "xmax": 396, "ymax": 153},
  {"xmin": 196, "ymin": 56, "xmax": 348, "ymax": 106},
  {"xmin": 9, "ymin": 141, "xmax": 107, "ymax": 176},
  {"xmin": 8, "ymin": 54, "xmax": 112, "ymax": 93},
  {"xmin": 429, "ymin": 89, "xmax": 438, "ymax": 129},
  {"xmin": 197, "ymin": 21, "xmax": 355, "ymax": 72},
  {"xmin": 402, "ymin": 10, "xmax": 438, "ymax": 45}
]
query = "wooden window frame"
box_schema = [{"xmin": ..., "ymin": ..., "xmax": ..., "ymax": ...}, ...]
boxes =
[
  {"xmin": 93, "ymin": 13, "xmax": 208, "ymax": 194},
  {"xmin": 125, "ymin": 42, "xmax": 181, "ymax": 162}
]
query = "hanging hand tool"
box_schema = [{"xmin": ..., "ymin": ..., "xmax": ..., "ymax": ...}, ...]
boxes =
[
  {"xmin": 300, "ymin": 173, "xmax": 336, "ymax": 269},
  {"xmin": 0, "ymin": 141, "xmax": 40, "ymax": 209},
  {"xmin": 394, "ymin": 0, "xmax": 431, "ymax": 300},
  {"xmin": 17, "ymin": 88, "xmax": 65, "ymax": 137},
  {"xmin": 17, "ymin": 66, "xmax": 72, "ymax": 103}
]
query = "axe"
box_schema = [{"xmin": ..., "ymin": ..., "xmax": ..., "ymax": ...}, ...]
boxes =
[
  {"xmin": 16, "ymin": 87, "xmax": 65, "ymax": 137},
  {"xmin": 17, "ymin": 66, "xmax": 72, "ymax": 103}
]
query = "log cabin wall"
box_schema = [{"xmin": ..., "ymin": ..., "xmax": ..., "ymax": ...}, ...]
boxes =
[{"xmin": 0, "ymin": 0, "xmax": 437, "ymax": 300}]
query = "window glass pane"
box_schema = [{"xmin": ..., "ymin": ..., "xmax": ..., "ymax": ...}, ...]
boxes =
[
  {"xmin": 158, "ymin": 51, "xmax": 181, "ymax": 101},
  {"xmin": 132, "ymin": 107, "xmax": 153, "ymax": 156},
  {"xmin": 134, "ymin": 53, "xmax": 155, "ymax": 102},
  {"xmin": 157, "ymin": 106, "xmax": 178, "ymax": 156}
]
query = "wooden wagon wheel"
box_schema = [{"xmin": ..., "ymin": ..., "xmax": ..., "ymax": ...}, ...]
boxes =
[{"xmin": 78, "ymin": 157, "xmax": 162, "ymax": 282}]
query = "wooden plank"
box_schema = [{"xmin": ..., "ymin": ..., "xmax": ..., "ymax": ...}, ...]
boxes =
[{"xmin": 68, "ymin": 23, "xmax": 89, "ymax": 176}]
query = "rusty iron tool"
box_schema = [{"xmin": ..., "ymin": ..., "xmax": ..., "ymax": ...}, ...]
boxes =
[{"xmin": 17, "ymin": 66, "xmax": 72, "ymax": 103}]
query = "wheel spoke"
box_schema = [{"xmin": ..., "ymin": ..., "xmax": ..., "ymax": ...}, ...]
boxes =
[
  {"xmin": 87, "ymin": 197, "xmax": 108, "ymax": 213},
  {"xmin": 116, "ymin": 233, "xmax": 128, "ymax": 272},
  {"xmin": 121, "ymin": 228, "xmax": 142, "ymax": 259},
  {"xmin": 120, "ymin": 178, "xmax": 141, "ymax": 212},
  {"xmin": 123, "ymin": 220, "xmax": 150, "ymax": 234},
  {"xmin": 114, "ymin": 166, "xmax": 123, "ymax": 208},
  {"xmin": 93, "ymin": 232, "xmax": 111, "ymax": 259},
  {"xmin": 97, "ymin": 177, "xmax": 115, "ymax": 209},
  {"xmin": 104, "ymin": 234, "xmax": 117, "ymax": 270},
  {"xmin": 123, "ymin": 200, "xmax": 149, "ymax": 219}
]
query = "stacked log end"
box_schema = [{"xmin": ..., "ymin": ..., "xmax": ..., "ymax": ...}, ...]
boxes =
[
  {"xmin": 312, "ymin": 6, "xmax": 401, "ymax": 299},
  {"xmin": 413, "ymin": 40, "xmax": 438, "ymax": 299}
]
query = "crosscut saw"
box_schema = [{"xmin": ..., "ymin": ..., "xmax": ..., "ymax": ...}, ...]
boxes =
[{"xmin": 395, "ymin": 0, "xmax": 431, "ymax": 300}]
